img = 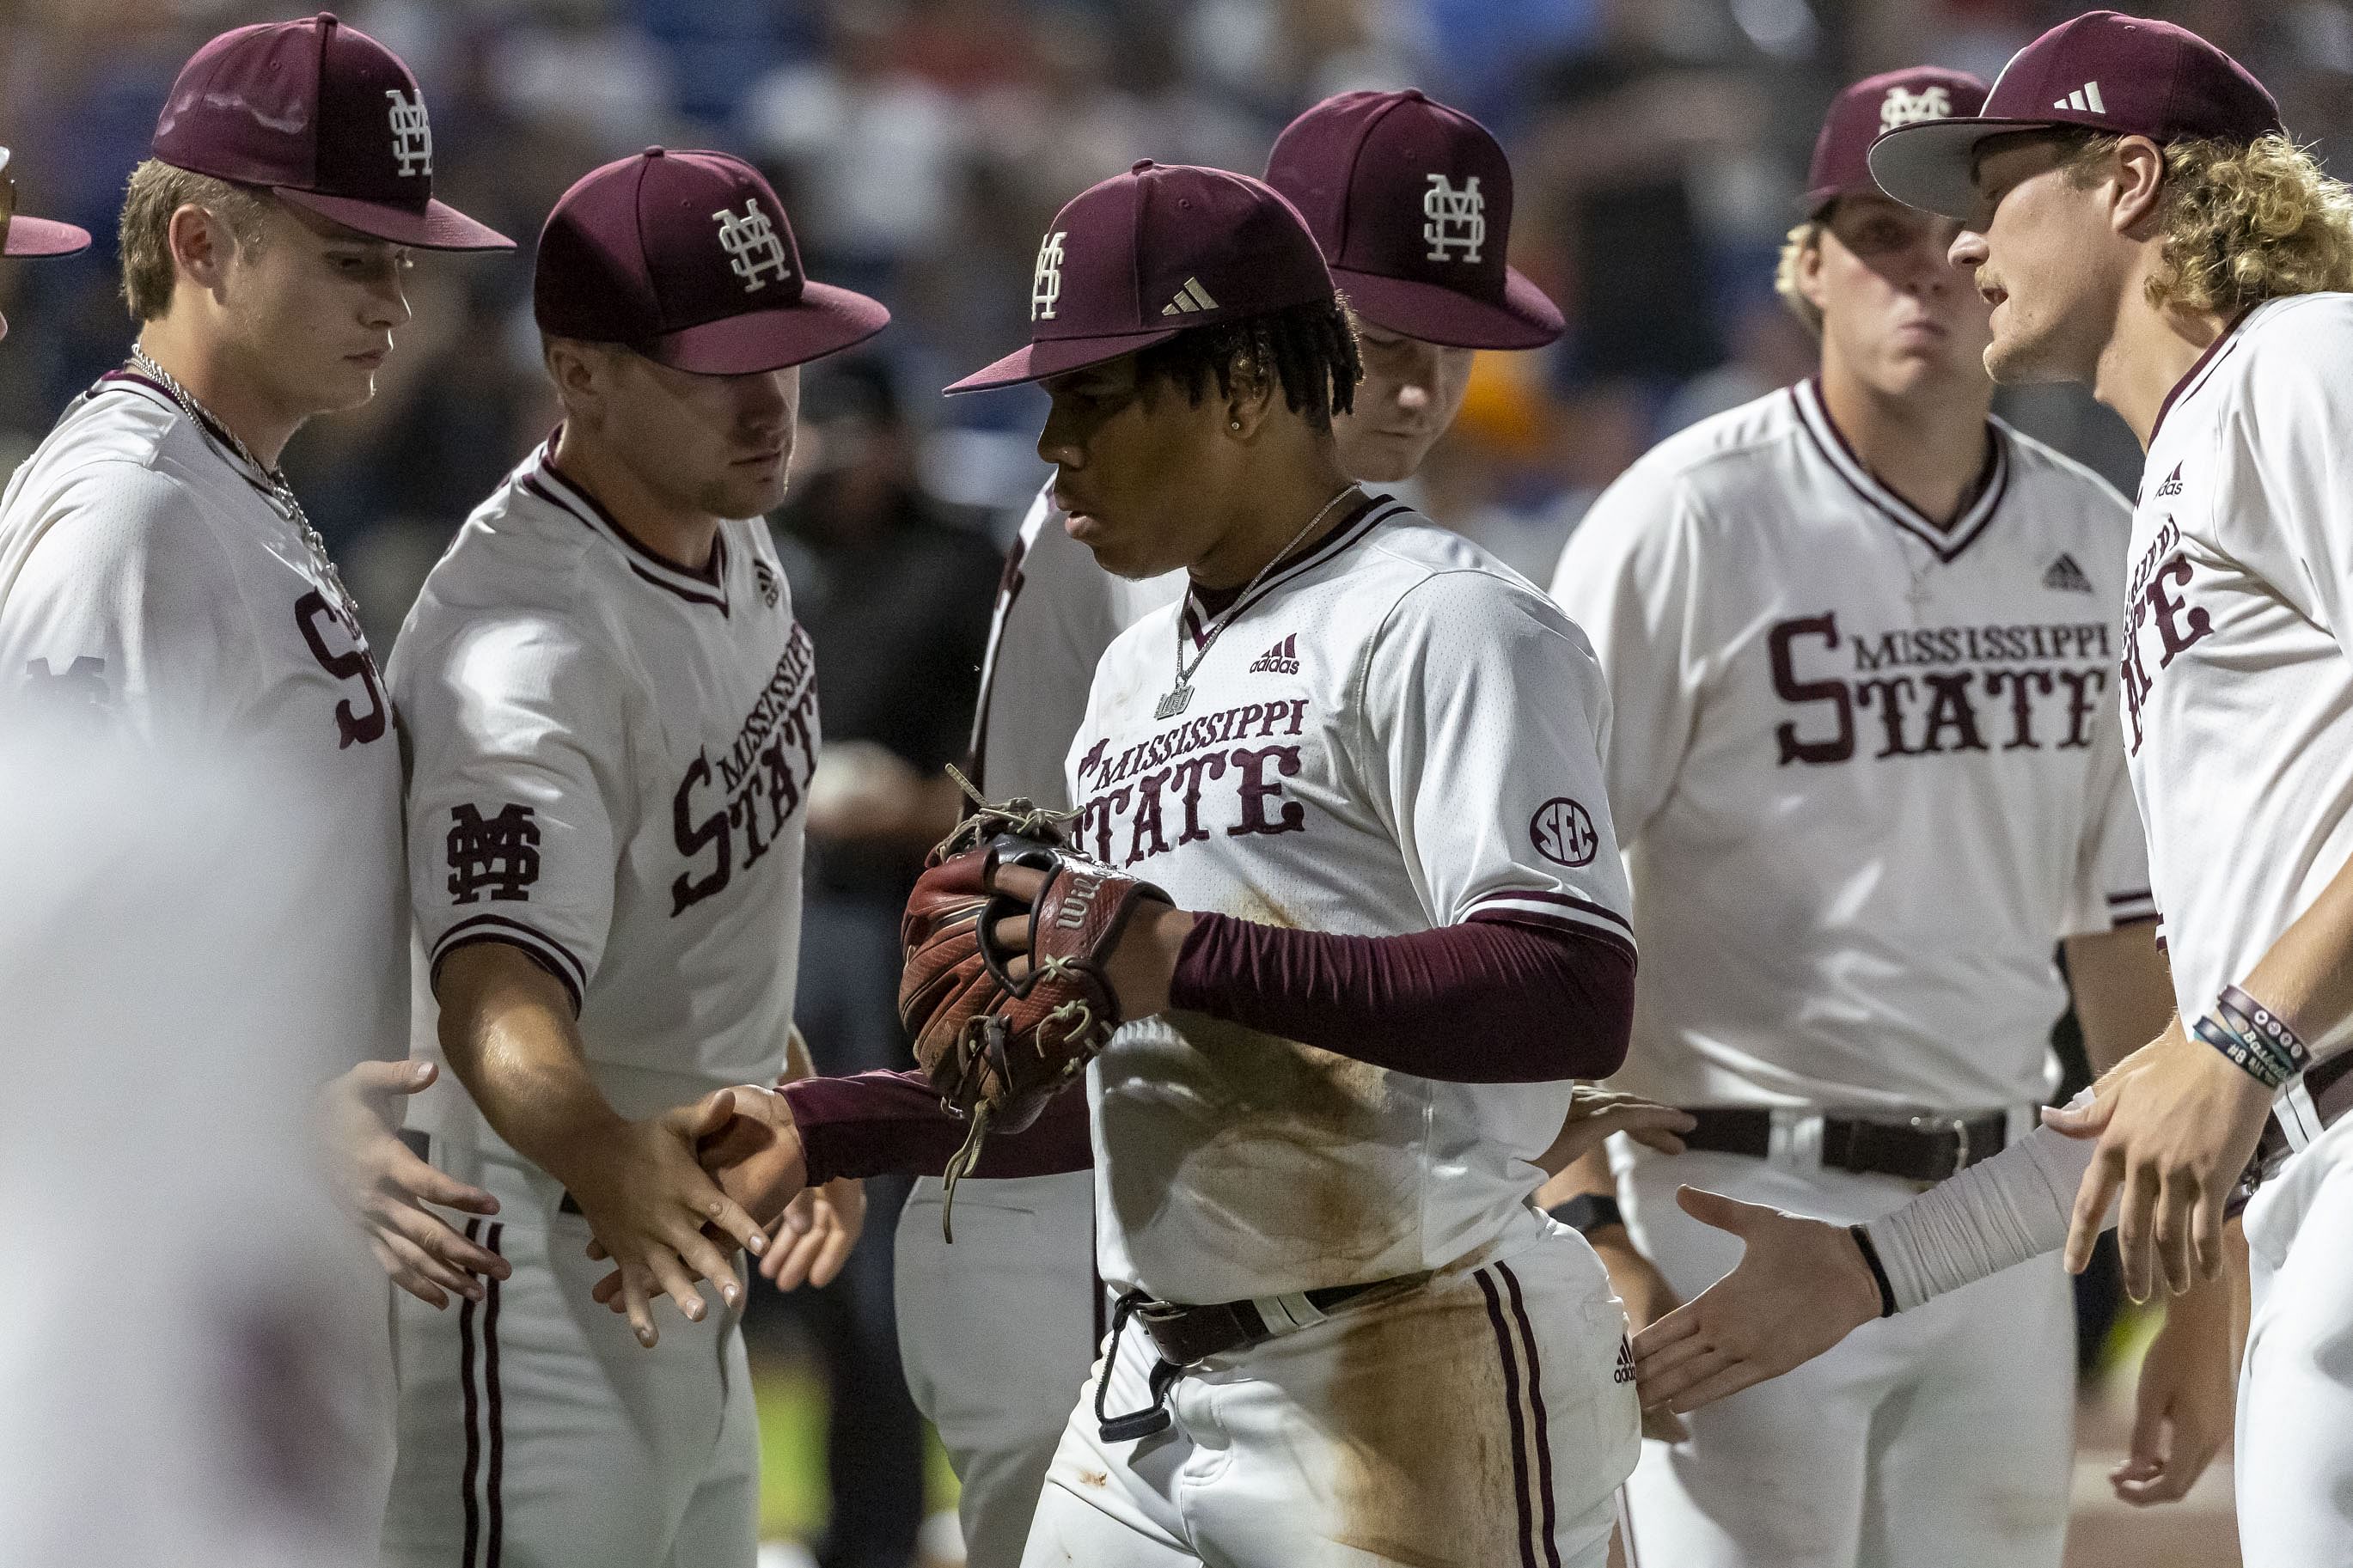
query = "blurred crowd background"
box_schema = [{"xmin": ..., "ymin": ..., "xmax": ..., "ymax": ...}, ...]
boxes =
[{"xmin": 2, "ymin": 1, "xmax": 2328, "ymax": 1564}]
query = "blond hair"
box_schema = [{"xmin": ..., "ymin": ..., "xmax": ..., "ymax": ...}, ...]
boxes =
[
  {"xmin": 2065, "ymin": 132, "xmax": 2353, "ymax": 313},
  {"xmin": 1774, "ymin": 220, "xmax": 1824, "ymax": 337},
  {"xmin": 117, "ymin": 160, "xmax": 273, "ymax": 322}
]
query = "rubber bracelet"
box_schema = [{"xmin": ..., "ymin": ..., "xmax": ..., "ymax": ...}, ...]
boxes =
[
  {"xmin": 2193, "ymin": 1011, "xmax": 2292, "ymax": 1090},
  {"xmin": 2219, "ymin": 984, "xmax": 2310, "ymax": 1075},
  {"xmin": 1849, "ymin": 1224, "xmax": 1898, "ymax": 1319}
]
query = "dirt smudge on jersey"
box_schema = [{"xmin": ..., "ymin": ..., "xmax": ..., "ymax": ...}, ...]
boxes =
[{"xmin": 1324, "ymin": 1271, "xmax": 1525, "ymax": 1565}]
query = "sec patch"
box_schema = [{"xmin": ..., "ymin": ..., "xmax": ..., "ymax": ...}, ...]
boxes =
[{"xmin": 1531, "ymin": 796, "xmax": 1598, "ymax": 867}]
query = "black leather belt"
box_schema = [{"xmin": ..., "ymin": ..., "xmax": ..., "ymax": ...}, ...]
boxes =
[
  {"xmin": 1095, "ymin": 1271, "xmax": 1431, "ymax": 1443},
  {"xmin": 1680, "ymin": 1106, "xmax": 2011, "ymax": 1184}
]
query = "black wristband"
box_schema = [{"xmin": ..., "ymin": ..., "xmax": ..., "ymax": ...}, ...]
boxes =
[
  {"xmin": 1849, "ymin": 1224, "xmax": 1898, "ymax": 1319},
  {"xmin": 1548, "ymin": 1193, "xmax": 1625, "ymax": 1236}
]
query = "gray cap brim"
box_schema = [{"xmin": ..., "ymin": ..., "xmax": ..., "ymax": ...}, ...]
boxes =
[{"xmin": 1868, "ymin": 115, "xmax": 2074, "ymax": 220}]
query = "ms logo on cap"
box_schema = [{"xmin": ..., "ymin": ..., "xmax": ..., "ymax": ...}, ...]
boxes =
[
  {"xmin": 1880, "ymin": 83, "xmax": 1954, "ymax": 132},
  {"xmin": 1030, "ymin": 230, "xmax": 1066, "ymax": 320},
  {"xmin": 386, "ymin": 89, "xmax": 432, "ymax": 178},
  {"xmin": 714, "ymin": 198, "xmax": 791, "ymax": 293},
  {"xmin": 1421, "ymin": 174, "xmax": 1484, "ymax": 264}
]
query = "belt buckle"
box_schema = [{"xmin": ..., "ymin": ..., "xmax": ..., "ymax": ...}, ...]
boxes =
[{"xmin": 1907, "ymin": 1114, "xmax": 1971, "ymax": 1181}]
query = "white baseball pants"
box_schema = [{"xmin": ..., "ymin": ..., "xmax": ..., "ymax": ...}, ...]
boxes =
[{"xmin": 1019, "ymin": 1231, "xmax": 1640, "ymax": 1567}]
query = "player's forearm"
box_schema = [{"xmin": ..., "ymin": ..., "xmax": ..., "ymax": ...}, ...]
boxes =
[
  {"xmin": 2224, "ymin": 845, "xmax": 2353, "ymax": 1065},
  {"xmin": 1858, "ymin": 1108, "xmax": 2106, "ymax": 1313},
  {"xmin": 433, "ymin": 940, "xmax": 631, "ymax": 1184},
  {"xmin": 775, "ymin": 1069, "xmax": 1093, "ymax": 1181},
  {"xmin": 1534, "ymin": 1144, "xmax": 1621, "ymax": 1208},
  {"xmin": 1167, "ymin": 914, "xmax": 1635, "ymax": 1082},
  {"xmin": 2064, "ymin": 923, "xmax": 2176, "ymax": 1074}
]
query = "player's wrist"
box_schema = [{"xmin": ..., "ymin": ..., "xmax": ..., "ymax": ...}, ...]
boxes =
[
  {"xmin": 1109, "ymin": 902, "xmax": 1195, "ymax": 1020},
  {"xmin": 2190, "ymin": 982, "xmax": 2310, "ymax": 1091}
]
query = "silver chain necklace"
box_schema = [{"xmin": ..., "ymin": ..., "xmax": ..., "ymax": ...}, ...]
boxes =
[
  {"xmin": 131, "ymin": 345, "xmax": 363, "ymax": 628},
  {"xmin": 1157, "ymin": 483, "xmax": 1359, "ymax": 721}
]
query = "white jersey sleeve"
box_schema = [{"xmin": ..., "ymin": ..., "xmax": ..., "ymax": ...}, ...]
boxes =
[
  {"xmin": 0, "ymin": 464, "xmax": 249, "ymax": 730},
  {"xmin": 402, "ymin": 607, "xmax": 626, "ymax": 1010},
  {"xmin": 2067, "ymin": 703, "xmax": 2154, "ymax": 937},
  {"xmin": 1355, "ymin": 566, "xmax": 1634, "ymax": 952},
  {"xmin": 1546, "ymin": 460, "xmax": 1702, "ymax": 843},
  {"xmin": 2211, "ymin": 304, "xmax": 2353, "ymax": 651}
]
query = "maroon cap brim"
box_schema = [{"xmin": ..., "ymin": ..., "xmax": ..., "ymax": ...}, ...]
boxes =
[
  {"xmin": 276, "ymin": 186, "xmax": 515, "ymax": 251},
  {"xmin": 4, "ymin": 216, "xmax": 91, "ymax": 258},
  {"xmin": 1331, "ymin": 264, "xmax": 1562, "ymax": 351},
  {"xmin": 1868, "ymin": 116, "xmax": 2072, "ymax": 221},
  {"xmin": 644, "ymin": 281, "xmax": 891, "ymax": 375},
  {"xmin": 943, "ymin": 325, "xmax": 1184, "ymax": 394}
]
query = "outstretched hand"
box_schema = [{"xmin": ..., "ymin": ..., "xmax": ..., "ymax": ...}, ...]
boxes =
[
  {"xmin": 2039, "ymin": 1021, "xmax": 2272, "ymax": 1302},
  {"xmin": 316, "ymin": 1059, "xmax": 511, "ymax": 1310},
  {"xmin": 1629, "ymin": 1186, "xmax": 1883, "ymax": 1417},
  {"xmin": 1535, "ymin": 1088, "xmax": 1694, "ymax": 1177},
  {"xmin": 759, "ymin": 1178, "xmax": 867, "ymax": 1291}
]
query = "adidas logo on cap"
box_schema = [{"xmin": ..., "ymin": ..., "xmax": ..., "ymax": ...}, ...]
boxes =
[
  {"xmin": 1247, "ymin": 632, "xmax": 1300, "ymax": 674},
  {"xmin": 2044, "ymin": 552, "xmax": 2094, "ymax": 594},
  {"xmin": 2055, "ymin": 81, "xmax": 2108, "ymax": 113},
  {"xmin": 1161, "ymin": 276, "xmax": 1219, "ymax": 316}
]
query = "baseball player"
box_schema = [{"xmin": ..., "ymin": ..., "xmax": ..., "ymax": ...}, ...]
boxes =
[
  {"xmin": 934, "ymin": 158, "xmax": 1641, "ymax": 1568},
  {"xmin": 1632, "ymin": 15, "xmax": 2353, "ymax": 1566},
  {"xmin": 1543, "ymin": 65, "xmax": 2197, "ymax": 1568},
  {"xmin": 0, "ymin": 4, "xmax": 515, "ymax": 1400},
  {"xmin": 888, "ymin": 88, "xmax": 1586, "ymax": 1568},
  {"xmin": 379, "ymin": 149, "xmax": 885, "ymax": 1568},
  {"xmin": 0, "ymin": 146, "xmax": 89, "ymax": 337}
]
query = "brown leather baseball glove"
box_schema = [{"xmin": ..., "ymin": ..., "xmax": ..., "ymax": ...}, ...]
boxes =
[{"xmin": 899, "ymin": 784, "xmax": 1170, "ymax": 1239}]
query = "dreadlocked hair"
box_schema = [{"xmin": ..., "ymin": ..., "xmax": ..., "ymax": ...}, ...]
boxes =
[{"xmin": 1131, "ymin": 295, "xmax": 1363, "ymax": 430}]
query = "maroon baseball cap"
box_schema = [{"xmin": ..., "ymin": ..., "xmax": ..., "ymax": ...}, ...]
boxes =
[
  {"xmin": 1805, "ymin": 68, "xmax": 1987, "ymax": 215},
  {"xmin": 1871, "ymin": 11, "xmax": 2283, "ymax": 220},
  {"xmin": 150, "ymin": 12, "xmax": 510, "ymax": 251},
  {"xmin": 534, "ymin": 148, "xmax": 888, "ymax": 375},
  {"xmin": 945, "ymin": 161, "xmax": 1334, "ymax": 394},
  {"xmin": 1264, "ymin": 89, "xmax": 1561, "ymax": 350},
  {"xmin": 1, "ymin": 149, "xmax": 89, "ymax": 258}
]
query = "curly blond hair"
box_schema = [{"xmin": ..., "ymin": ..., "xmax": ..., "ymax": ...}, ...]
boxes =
[
  {"xmin": 117, "ymin": 160, "xmax": 272, "ymax": 322},
  {"xmin": 2065, "ymin": 132, "xmax": 2353, "ymax": 313},
  {"xmin": 1773, "ymin": 220, "xmax": 1824, "ymax": 337}
]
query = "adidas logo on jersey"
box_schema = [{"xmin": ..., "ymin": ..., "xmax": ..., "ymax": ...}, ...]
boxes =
[
  {"xmin": 2055, "ymin": 81, "xmax": 2108, "ymax": 113},
  {"xmin": 2044, "ymin": 552, "xmax": 2094, "ymax": 594},
  {"xmin": 1247, "ymin": 633, "xmax": 1301, "ymax": 674},
  {"xmin": 1615, "ymin": 1336, "xmax": 1637, "ymax": 1385},
  {"xmin": 1161, "ymin": 277, "xmax": 1219, "ymax": 316},
  {"xmin": 2154, "ymin": 462, "xmax": 2184, "ymax": 498}
]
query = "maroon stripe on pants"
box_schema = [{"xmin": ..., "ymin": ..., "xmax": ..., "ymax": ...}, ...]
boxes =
[
  {"xmin": 458, "ymin": 1217, "xmax": 484, "ymax": 1568},
  {"xmin": 1498, "ymin": 1261, "xmax": 1563, "ymax": 1568},
  {"xmin": 484, "ymin": 1222, "xmax": 507, "ymax": 1568},
  {"xmin": 1476, "ymin": 1267, "xmax": 1540, "ymax": 1568}
]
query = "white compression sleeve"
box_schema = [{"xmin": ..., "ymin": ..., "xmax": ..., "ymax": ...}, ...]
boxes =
[{"xmin": 1859, "ymin": 1097, "xmax": 2111, "ymax": 1312}]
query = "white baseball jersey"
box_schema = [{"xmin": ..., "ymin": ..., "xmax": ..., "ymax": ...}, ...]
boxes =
[
  {"xmin": 1551, "ymin": 379, "xmax": 2149, "ymax": 1113},
  {"xmin": 0, "ymin": 369, "xmax": 406, "ymax": 1071},
  {"xmin": 1067, "ymin": 497, "xmax": 1632, "ymax": 1303},
  {"xmin": 2123, "ymin": 294, "xmax": 2353, "ymax": 1044},
  {"xmin": 391, "ymin": 437, "xmax": 819, "ymax": 1139},
  {"xmin": 969, "ymin": 481, "xmax": 1182, "ymax": 807}
]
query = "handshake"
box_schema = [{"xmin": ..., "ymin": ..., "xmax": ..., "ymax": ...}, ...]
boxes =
[{"xmin": 564, "ymin": 1082, "xmax": 857, "ymax": 1348}]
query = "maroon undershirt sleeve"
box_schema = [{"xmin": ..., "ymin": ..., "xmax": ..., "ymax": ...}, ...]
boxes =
[
  {"xmin": 777, "ymin": 1066, "xmax": 1093, "ymax": 1185},
  {"xmin": 1166, "ymin": 912, "xmax": 1634, "ymax": 1082}
]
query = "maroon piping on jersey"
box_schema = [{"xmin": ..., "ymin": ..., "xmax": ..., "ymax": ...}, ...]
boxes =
[
  {"xmin": 1791, "ymin": 380, "xmax": 2008, "ymax": 565},
  {"xmin": 1179, "ymin": 494, "xmax": 1401, "ymax": 647},
  {"xmin": 780, "ymin": 1067, "xmax": 1094, "ymax": 1184},
  {"xmin": 2145, "ymin": 307, "xmax": 2254, "ymax": 453},
  {"xmin": 1168, "ymin": 913, "xmax": 1635, "ymax": 1082},
  {"xmin": 523, "ymin": 436, "xmax": 731, "ymax": 613}
]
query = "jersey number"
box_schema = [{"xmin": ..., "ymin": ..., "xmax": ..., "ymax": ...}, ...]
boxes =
[{"xmin": 294, "ymin": 590, "xmax": 388, "ymax": 748}]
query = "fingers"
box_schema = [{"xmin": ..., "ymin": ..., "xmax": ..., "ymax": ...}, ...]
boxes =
[
  {"xmin": 1661, "ymin": 1357, "xmax": 1772, "ymax": 1415},
  {"xmin": 987, "ymin": 863, "xmax": 1048, "ymax": 900},
  {"xmin": 380, "ymin": 1144, "xmax": 500, "ymax": 1215},
  {"xmin": 672, "ymin": 1088, "xmax": 738, "ymax": 1142},
  {"xmin": 1626, "ymin": 1126, "xmax": 1690, "ymax": 1156},
  {"xmin": 766, "ymin": 1216, "xmax": 829, "ymax": 1292},
  {"xmin": 370, "ymin": 1233, "xmax": 452, "ymax": 1310},
  {"xmin": 2153, "ymin": 1171, "xmax": 2197, "ymax": 1298},
  {"xmin": 1640, "ymin": 1406, "xmax": 1691, "ymax": 1443},
  {"xmin": 669, "ymin": 1225, "xmax": 745, "ymax": 1313},
  {"xmin": 2191, "ymin": 1183, "xmax": 2229, "ymax": 1284},
  {"xmin": 1638, "ymin": 1343, "xmax": 1738, "ymax": 1410},
  {"xmin": 2039, "ymin": 1095, "xmax": 2113, "ymax": 1138},
  {"xmin": 1672, "ymin": 1185, "xmax": 1767, "ymax": 1235},
  {"xmin": 2114, "ymin": 1161, "xmax": 2162, "ymax": 1302},
  {"xmin": 694, "ymin": 1184, "xmax": 768, "ymax": 1259},
  {"xmin": 622, "ymin": 1267, "xmax": 659, "ymax": 1348},
  {"xmin": 377, "ymin": 1204, "xmax": 510, "ymax": 1285},
  {"xmin": 586, "ymin": 1237, "xmax": 608, "ymax": 1262},
  {"xmin": 343, "ymin": 1058, "xmax": 433, "ymax": 1098},
  {"xmin": 2064, "ymin": 1148, "xmax": 2124, "ymax": 1276},
  {"xmin": 807, "ymin": 1216, "xmax": 858, "ymax": 1289}
]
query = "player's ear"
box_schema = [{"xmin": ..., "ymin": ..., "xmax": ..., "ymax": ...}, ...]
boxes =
[
  {"xmin": 1221, "ymin": 352, "xmax": 1279, "ymax": 442},
  {"xmin": 167, "ymin": 202, "xmax": 233, "ymax": 296},
  {"xmin": 2111, "ymin": 136, "xmax": 2165, "ymax": 236},
  {"xmin": 1794, "ymin": 223, "xmax": 1830, "ymax": 316},
  {"xmin": 542, "ymin": 335, "xmax": 609, "ymax": 422}
]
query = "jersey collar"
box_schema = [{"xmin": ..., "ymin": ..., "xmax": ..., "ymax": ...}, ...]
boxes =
[
  {"xmin": 521, "ymin": 434, "xmax": 732, "ymax": 615},
  {"xmin": 1792, "ymin": 378, "xmax": 2008, "ymax": 565},
  {"xmin": 1177, "ymin": 492, "xmax": 1402, "ymax": 650},
  {"xmin": 2145, "ymin": 303, "xmax": 2259, "ymax": 453},
  {"xmin": 94, "ymin": 369, "xmax": 282, "ymax": 505}
]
